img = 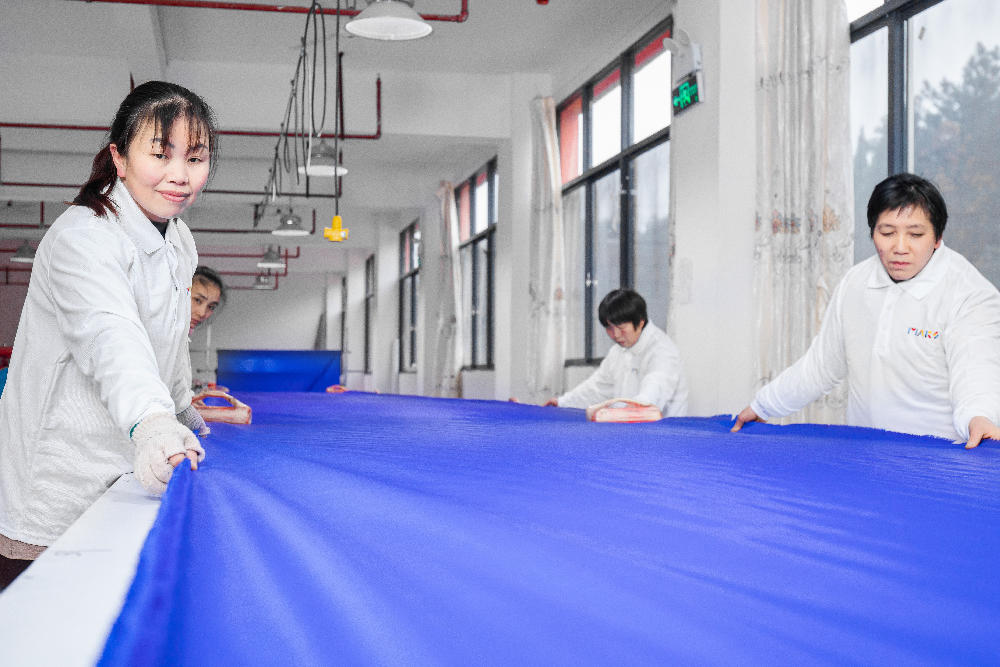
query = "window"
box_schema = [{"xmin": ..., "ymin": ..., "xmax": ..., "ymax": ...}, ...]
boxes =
[
  {"xmin": 363, "ymin": 254, "xmax": 375, "ymax": 374},
  {"xmin": 457, "ymin": 159, "xmax": 497, "ymax": 368},
  {"xmin": 557, "ymin": 18, "xmax": 673, "ymax": 362},
  {"xmin": 850, "ymin": 0, "xmax": 1000, "ymax": 286},
  {"xmin": 339, "ymin": 275, "xmax": 347, "ymax": 353},
  {"xmin": 398, "ymin": 221, "xmax": 420, "ymax": 371}
]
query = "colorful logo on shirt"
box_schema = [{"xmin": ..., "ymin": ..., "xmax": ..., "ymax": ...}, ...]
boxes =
[{"xmin": 907, "ymin": 327, "xmax": 939, "ymax": 339}]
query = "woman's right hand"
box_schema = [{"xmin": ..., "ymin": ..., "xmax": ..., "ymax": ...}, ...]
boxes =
[
  {"xmin": 730, "ymin": 406, "xmax": 764, "ymax": 432},
  {"xmin": 131, "ymin": 412, "xmax": 205, "ymax": 495}
]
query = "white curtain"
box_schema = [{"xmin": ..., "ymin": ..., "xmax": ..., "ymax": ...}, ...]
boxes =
[
  {"xmin": 754, "ymin": 0, "xmax": 854, "ymax": 424},
  {"xmin": 524, "ymin": 96, "xmax": 567, "ymax": 402},
  {"xmin": 427, "ymin": 183, "xmax": 464, "ymax": 397}
]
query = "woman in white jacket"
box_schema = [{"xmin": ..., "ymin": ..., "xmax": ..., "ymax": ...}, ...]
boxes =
[{"xmin": 0, "ymin": 81, "xmax": 218, "ymax": 589}]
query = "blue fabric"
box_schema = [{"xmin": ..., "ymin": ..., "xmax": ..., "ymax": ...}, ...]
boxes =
[
  {"xmin": 216, "ymin": 350, "xmax": 341, "ymax": 392},
  {"xmin": 100, "ymin": 393, "xmax": 1000, "ymax": 665},
  {"xmin": 0, "ymin": 367, "xmax": 7, "ymax": 397}
]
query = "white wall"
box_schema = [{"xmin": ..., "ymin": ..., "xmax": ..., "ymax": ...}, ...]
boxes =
[{"xmin": 668, "ymin": 0, "xmax": 757, "ymax": 416}]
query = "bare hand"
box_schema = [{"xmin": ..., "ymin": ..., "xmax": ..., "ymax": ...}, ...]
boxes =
[
  {"xmin": 168, "ymin": 450, "xmax": 200, "ymax": 470},
  {"xmin": 965, "ymin": 416, "xmax": 1000, "ymax": 449},
  {"xmin": 731, "ymin": 406, "xmax": 764, "ymax": 432},
  {"xmin": 542, "ymin": 397, "xmax": 559, "ymax": 407}
]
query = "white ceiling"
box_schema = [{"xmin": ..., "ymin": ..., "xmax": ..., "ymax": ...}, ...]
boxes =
[{"xmin": 0, "ymin": 0, "xmax": 669, "ymax": 267}]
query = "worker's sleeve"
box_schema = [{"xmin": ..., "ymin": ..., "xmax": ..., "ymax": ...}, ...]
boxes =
[
  {"xmin": 946, "ymin": 286, "xmax": 1000, "ymax": 441},
  {"xmin": 558, "ymin": 354, "xmax": 617, "ymax": 409},
  {"xmin": 171, "ymin": 337, "xmax": 194, "ymax": 413},
  {"xmin": 751, "ymin": 282, "xmax": 849, "ymax": 421},
  {"xmin": 633, "ymin": 341, "xmax": 684, "ymax": 410},
  {"xmin": 169, "ymin": 232, "xmax": 197, "ymax": 413},
  {"xmin": 46, "ymin": 228, "xmax": 175, "ymax": 434}
]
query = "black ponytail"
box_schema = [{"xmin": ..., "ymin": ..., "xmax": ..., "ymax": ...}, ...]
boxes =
[{"xmin": 72, "ymin": 145, "xmax": 119, "ymax": 218}]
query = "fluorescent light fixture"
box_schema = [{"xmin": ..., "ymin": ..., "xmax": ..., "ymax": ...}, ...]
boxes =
[
  {"xmin": 297, "ymin": 139, "xmax": 348, "ymax": 177},
  {"xmin": 345, "ymin": 0, "xmax": 432, "ymax": 41},
  {"xmin": 272, "ymin": 212, "xmax": 310, "ymax": 237},
  {"xmin": 10, "ymin": 241, "xmax": 35, "ymax": 264},
  {"xmin": 257, "ymin": 245, "xmax": 286, "ymax": 269}
]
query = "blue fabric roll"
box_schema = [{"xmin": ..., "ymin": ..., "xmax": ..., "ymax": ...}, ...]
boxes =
[{"xmin": 100, "ymin": 392, "xmax": 1000, "ymax": 665}]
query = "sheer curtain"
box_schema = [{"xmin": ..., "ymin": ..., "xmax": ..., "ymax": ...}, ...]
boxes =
[
  {"xmin": 427, "ymin": 183, "xmax": 464, "ymax": 397},
  {"xmin": 754, "ymin": 0, "xmax": 854, "ymax": 424},
  {"xmin": 524, "ymin": 96, "xmax": 567, "ymax": 402}
]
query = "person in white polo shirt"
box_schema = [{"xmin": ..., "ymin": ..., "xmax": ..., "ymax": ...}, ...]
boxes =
[
  {"xmin": 544, "ymin": 288, "xmax": 688, "ymax": 417},
  {"xmin": 732, "ymin": 173, "xmax": 1000, "ymax": 448}
]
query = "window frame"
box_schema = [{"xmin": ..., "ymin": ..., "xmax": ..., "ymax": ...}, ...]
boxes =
[
  {"xmin": 398, "ymin": 220, "xmax": 420, "ymax": 372},
  {"xmin": 557, "ymin": 17, "xmax": 673, "ymax": 364},
  {"xmin": 458, "ymin": 157, "xmax": 498, "ymax": 370},
  {"xmin": 850, "ymin": 0, "xmax": 944, "ymax": 174},
  {"xmin": 363, "ymin": 254, "xmax": 375, "ymax": 375}
]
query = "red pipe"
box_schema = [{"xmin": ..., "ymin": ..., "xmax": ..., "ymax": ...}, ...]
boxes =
[
  {"xmin": 1, "ymin": 270, "xmax": 30, "ymax": 287},
  {"xmin": 187, "ymin": 209, "xmax": 317, "ymax": 235},
  {"xmin": 200, "ymin": 246, "xmax": 301, "ymax": 260},
  {"xmin": 0, "ymin": 77, "xmax": 381, "ymax": 141},
  {"xmin": 2, "ymin": 207, "xmax": 318, "ymax": 237},
  {"xmin": 216, "ymin": 266, "xmax": 288, "ymax": 278},
  {"xmin": 67, "ymin": 0, "xmax": 468, "ymax": 23},
  {"xmin": 0, "ymin": 181, "xmax": 340, "ymax": 199}
]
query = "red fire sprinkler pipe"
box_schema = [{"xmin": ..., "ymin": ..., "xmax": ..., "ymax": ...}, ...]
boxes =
[
  {"xmin": 68, "ymin": 0, "xmax": 469, "ymax": 24},
  {"xmin": 0, "ymin": 77, "xmax": 381, "ymax": 142},
  {"xmin": 199, "ymin": 246, "xmax": 301, "ymax": 260}
]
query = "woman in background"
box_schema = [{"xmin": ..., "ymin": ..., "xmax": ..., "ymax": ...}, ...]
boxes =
[{"xmin": 189, "ymin": 265, "xmax": 225, "ymax": 334}]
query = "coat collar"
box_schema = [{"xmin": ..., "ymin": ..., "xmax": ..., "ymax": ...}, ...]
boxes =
[
  {"xmin": 624, "ymin": 321, "xmax": 658, "ymax": 356},
  {"xmin": 110, "ymin": 180, "xmax": 179, "ymax": 255}
]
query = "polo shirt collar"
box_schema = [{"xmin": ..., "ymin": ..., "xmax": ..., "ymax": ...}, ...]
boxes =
[{"xmin": 866, "ymin": 242, "xmax": 949, "ymax": 299}]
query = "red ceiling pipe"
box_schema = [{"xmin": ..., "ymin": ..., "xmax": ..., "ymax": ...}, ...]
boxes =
[
  {"xmin": 0, "ymin": 198, "xmax": 48, "ymax": 230},
  {"xmin": 2, "ymin": 270, "xmax": 30, "ymax": 287},
  {"xmin": 200, "ymin": 246, "xmax": 301, "ymax": 260},
  {"xmin": 216, "ymin": 266, "xmax": 288, "ymax": 278},
  {"xmin": 0, "ymin": 180, "xmax": 340, "ymax": 199},
  {"xmin": 67, "ymin": 0, "xmax": 468, "ymax": 23},
  {"xmin": 187, "ymin": 209, "xmax": 317, "ymax": 235},
  {"xmin": 0, "ymin": 241, "xmax": 38, "ymax": 252},
  {"xmin": 0, "ymin": 77, "xmax": 381, "ymax": 141}
]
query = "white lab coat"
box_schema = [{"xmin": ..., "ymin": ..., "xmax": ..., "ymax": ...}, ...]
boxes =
[
  {"xmin": 558, "ymin": 322, "xmax": 688, "ymax": 416},
  {"xmin": 751, "ymin": 244, "xmax": 1000, "ymax": 441},
  {"xmin": 0, "ymin": 180, "xmax": 197, "ymax": 547}
]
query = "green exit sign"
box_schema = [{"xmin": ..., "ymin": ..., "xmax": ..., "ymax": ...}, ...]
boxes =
[{"xmin": 672, "ymin": 71, "xmax": 702, "ymax": 114}]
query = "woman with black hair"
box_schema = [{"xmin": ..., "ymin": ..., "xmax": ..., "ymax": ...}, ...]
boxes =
[
  {"xmin": 0, "ymin": 81, "xmax": 219, "ymax": 589},
  {"xmin": 544, "ymin": 288, "xmax": 689, "ymax": 417},
  {"xmin": 733, "ymin": 173, "xmax": 1000, "ymax": 448}
]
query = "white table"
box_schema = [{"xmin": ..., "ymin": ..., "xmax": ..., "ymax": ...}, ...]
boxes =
[{"xmin": 0, "ymin": 474, "xmax": 159, "ymax": 666}]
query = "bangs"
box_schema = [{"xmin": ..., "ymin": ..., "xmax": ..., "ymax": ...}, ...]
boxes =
[{"xmin": 146, "ymin": 103, "xmax": 213, "ymax": 152}]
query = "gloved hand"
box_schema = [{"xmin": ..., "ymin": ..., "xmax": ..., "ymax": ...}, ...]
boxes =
[
  {"xmin": 177, "ymin": 404, "xmax": 211, "ymax": 436},
  {"xmin": 131, "ymin": 412, "xmax": 206, "ymax": 496}
]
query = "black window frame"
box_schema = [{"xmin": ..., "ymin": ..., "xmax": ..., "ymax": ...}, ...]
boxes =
[
  {"xmin": 363, "ymin": 254, "xmax": 375, "ymax": 375},
  {"xmin": 398, "ymin": 220, "xmax": 420, "ymax": 372},
  {"xmin": 850, "ymin": 0, "xmax": 944, "ymax": 175},
  {"xmin": 458, "ymin": 157, "xmax": 497, "ymax": 370},
  {"xmin": 558, "ymin": 16, "xmax": 674, "ymax": 364}
]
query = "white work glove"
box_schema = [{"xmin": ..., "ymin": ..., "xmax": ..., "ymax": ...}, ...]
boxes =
[
  {"xmin": 131, "ymin": 412, "xmax": 206, "ymax": 496},
  {"xmin": 176, "ymin": 404, "xmax": 211, "ymax": 436}
]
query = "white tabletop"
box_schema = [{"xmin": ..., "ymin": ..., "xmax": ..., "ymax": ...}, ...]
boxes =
[{"xmin": 0, "ymin": 474, "xmax": 159, "ymax": 666}]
